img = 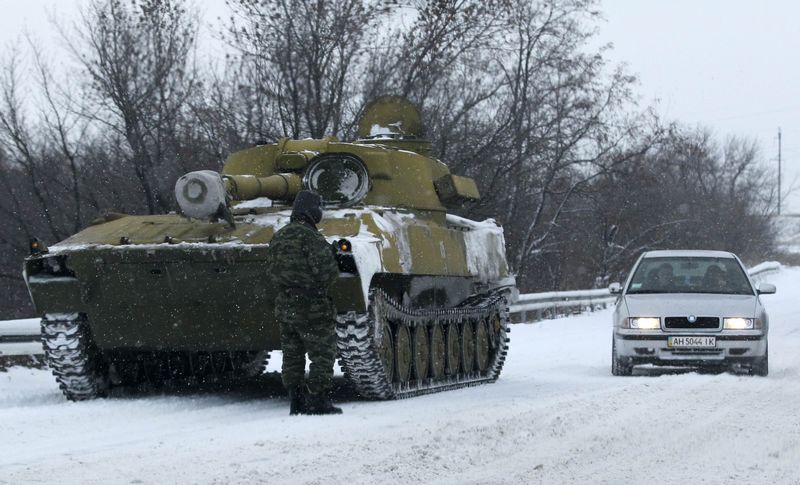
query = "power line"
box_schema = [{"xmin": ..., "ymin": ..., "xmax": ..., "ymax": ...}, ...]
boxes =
[{"xmin": 709, "ymin": 107, "xmax": 800, "ymax": 122}]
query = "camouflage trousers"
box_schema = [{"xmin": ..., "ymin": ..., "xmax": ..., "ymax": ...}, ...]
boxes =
[{"xmin": 275, "ymin": 291, "xmax": 337, "ymax": 395}]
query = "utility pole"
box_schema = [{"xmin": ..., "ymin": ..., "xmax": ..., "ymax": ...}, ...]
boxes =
[{"xmin": 778, "ymin": 128, "xmax": 782, "ymax": 215}]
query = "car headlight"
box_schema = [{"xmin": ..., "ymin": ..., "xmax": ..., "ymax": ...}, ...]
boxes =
[
  {"xmin": 629, "ymin": 317, "xmax": 660, "ymax": 330},
  {"xmin": 723, "ymin": 317, "xmax": 755, "ymax": 330}
]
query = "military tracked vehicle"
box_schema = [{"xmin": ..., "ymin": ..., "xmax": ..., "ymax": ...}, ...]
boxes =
[{"xmin": 23, "ymin": 96, "xmax": 516, "ymax": 401}]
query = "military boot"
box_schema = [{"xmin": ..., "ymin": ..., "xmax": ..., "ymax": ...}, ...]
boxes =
[
  {"xmin": 305, "ymin": 392, "xmax": 342, "ymax": 415},
  {"xmin": 288, "ymin": 386, "xmax": 307, "ymax": 415}
]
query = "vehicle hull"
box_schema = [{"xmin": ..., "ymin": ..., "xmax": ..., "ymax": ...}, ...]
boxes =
[{"xmin": 25, "ymin": 210, "xmax": 511, "ymax": 353}]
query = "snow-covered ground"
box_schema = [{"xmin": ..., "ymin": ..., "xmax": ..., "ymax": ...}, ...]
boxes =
[{"xmin": 1, "ymin": 270, "xmax": 799, "ymax": 485}]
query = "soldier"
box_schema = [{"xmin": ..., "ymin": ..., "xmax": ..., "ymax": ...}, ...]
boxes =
[{"xmin": 268, "ymin": 190, "xmax": 342, "ymax": 415}]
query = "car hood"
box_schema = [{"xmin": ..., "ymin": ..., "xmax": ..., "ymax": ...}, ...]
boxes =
[{"xmin": 622, "ymin": 293, "xmax": 757, "ymax": 317}]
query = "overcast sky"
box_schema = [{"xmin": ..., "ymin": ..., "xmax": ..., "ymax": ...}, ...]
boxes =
[
  {"xmin": 1, "ymin": 0, "xmax": 799, "ymax": 211},
  {"xmin": 598, "ymin": 0, "xmax": 800, "ymax": 212}
]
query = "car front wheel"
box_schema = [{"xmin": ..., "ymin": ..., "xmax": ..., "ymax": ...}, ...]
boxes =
[
  {"xmin": 611, "ymin": 338, "xmax": 633, "ymax": 376},
  {"xmin": 749, "ymin": 344, "xmax": 768, "ymax": 377}
]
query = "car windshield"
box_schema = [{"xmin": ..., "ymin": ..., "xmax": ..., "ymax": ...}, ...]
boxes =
[{"xmin": 626, "ymin": 256, "xmax": 754, "ymax": 295}]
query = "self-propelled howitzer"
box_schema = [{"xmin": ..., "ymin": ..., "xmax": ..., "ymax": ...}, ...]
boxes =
[{"xmin": 23, "ymin": 97, "xmax": 516, "ymax": 401}]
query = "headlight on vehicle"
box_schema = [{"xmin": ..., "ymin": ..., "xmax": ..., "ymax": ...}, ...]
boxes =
[
  {"xmin": 629, "ymin": 317, "xmax": 660, "ymax": 330},
  {"xmin": 723, "ymin": 317, "xmax": 755, "ymax": 330},
  {"xmin": 38, "ymin": 255, "xmax": 74, "ymax": 277}
]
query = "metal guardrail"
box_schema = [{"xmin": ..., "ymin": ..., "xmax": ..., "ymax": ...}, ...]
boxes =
[
  {"xmin": 0, "ymin": 318, "xmax": 42, "ymax": 358},
  {"xmin": 746, "ymin": 261, "xmax": 781, "ymax": 282},
  {"xmin": 509, "ymin": 288, "xmax": 616, "ymax": 323},
  {"xmin": 508, "ymin": 261, "xmax": 783, "ymax": 324},
  {"xmin": 0, "ymin": 262, "xmax": 784, "ymax": 358}
]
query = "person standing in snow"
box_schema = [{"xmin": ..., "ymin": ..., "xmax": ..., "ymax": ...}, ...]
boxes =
[{"xmin": 268, "ymin": 190, "xmax": 342, "ymax": 415}]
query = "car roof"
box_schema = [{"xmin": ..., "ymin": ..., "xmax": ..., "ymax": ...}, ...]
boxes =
[{"xmin": 642, "ymin": 250, "xmax": 736, "ymax": 259}]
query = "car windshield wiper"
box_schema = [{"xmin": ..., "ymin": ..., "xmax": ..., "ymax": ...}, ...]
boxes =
[{"xmin": 626, "ymin": 289, "xmax": 666, "ymax": 294}]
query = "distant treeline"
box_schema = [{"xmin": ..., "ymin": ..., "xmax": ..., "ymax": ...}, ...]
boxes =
[{"xmin": 0, "ymin": 0, "xmax": 777, "ymax": 317}]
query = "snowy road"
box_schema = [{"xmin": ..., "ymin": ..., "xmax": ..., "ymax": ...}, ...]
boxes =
[{"xmin": 2, "ymin": 270, "xmax": 799, "ymax": 484}]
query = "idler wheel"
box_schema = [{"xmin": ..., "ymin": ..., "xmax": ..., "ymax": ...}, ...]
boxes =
[
  {"xmin": 461, "ymin": 320, "xmax": 476, "ymax": 373},
  {"xmin": 413, "ymin": 326, "xmax": 430, "ymax": 380},
  {"xmin": 476, "ymin": 319, "xmax": 491, "ymax": 372},
  {"xmin": 378, "ymin": 321, "xmax": 395, "ymax": 382},
  {"xmin": 445, "ymin": 322, "xmax": 460, "ymax": 375},
  {"xmin": 394, "ymin": 324, "xmax": 412, "ymax": 383},
  {"xmin": 430, "ymin": 324, "xmax": 446, "ymax": 378}
]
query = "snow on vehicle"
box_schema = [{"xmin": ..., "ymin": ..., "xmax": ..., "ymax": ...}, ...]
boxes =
[{"xmin": 22, "ymin": 96, "xmax": 516, "ymax": 400}]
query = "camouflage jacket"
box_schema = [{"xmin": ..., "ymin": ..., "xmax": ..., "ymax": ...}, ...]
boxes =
[{"xmin": 267, "ymin": 219, "xmax": 339, "ymax": 293}]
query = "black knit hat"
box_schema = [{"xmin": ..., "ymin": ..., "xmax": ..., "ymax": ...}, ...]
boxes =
[{"xmin": 292, "ymin": 190, "xmax": 323, "ymax": 225}]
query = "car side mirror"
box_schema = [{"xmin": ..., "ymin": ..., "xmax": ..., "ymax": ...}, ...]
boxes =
[
  {"xmin": 757, "ymin": 283, "xmax": 776, "ymax": 295},
  {"xmin": 608, "ymin": 282, "xmax": 622, "ymax": 295}
]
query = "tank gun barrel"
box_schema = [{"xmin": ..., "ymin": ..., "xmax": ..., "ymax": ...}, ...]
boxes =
[
  {"xmin": 224, "ymin": 173, "xmax": 302, "ymax": 201},
  {"xmin": 175, "ymin": 170, "xmax": 302, "ymax": 220}
]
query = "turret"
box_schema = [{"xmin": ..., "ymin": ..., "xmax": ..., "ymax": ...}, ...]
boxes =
[{"xmin": 174, "ymin": 97, "xmax": 480, "ymax": 222}]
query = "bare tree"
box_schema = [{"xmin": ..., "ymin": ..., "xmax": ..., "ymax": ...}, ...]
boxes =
[
  {"xmin": 563, "ymin": 127, "xmax": 778, "ymax": 290},
  {"xmin": 225, "ymin": 0, "xmax": 381, "ymax": 139},
  {"xmin": 454, "ymin": 0, "xmax": 652, "ymax": 289},
  {"xmin": 0, "ymin": 46, "xmax": 98, "ymax": 317},
  {"xmin": 65, "ymin": 0, "xmax": 200, "ymax": 213},
  {"xmin": 0, "ymin": 51, "xmax": 65, "ymax": 242}
]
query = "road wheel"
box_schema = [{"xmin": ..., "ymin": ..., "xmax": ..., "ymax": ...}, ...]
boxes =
[
  {"xmin": 412, "ymin": 326, "xmax": 430, "ymax": 381},
  {"xmin": 611, "ymin": 339, "xmax": 633, "ymax": 376},
  {"xmin": 378, "ymin": 321, "xmax": 395, "ymax": 383},
  {"xmin": 108, "ymin": 356, "xmax": 147, "ymax": 387},
  {"xmin": 430, "ymin": 324, "xmax": 446, "ymax": 378},
  {"xmin": 461, "ymin": 320, "xmax": 476, "ymax": 373},
  {"xmin": 445, "ymin": 322, "xmax": 460, "ymax": 375},
  {"xmin": 475, "ymin": 319, "xmax": 491, "ymax": 372},
  {"xmin": 232, "ymin": 350, "xmax": 270, "ymax": 378},
  {"xmin": 394, "ymin": 324, "xmax": 412, "ymax": 383}
]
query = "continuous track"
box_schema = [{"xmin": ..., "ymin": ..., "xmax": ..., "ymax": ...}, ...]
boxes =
[
  {"xmin": 41, "ymin": 313, "xmax": 109, "ymax": 401},
  {"xmin": 336, "ymin": 288, "xmax": 511, "ymax": 399},
  {"xmin": 41, "ymin": 288, "xmax": 509, "ymax": 401},
  {"xmin": 41, "ymin": 314, "xmax": 269, "ymax": 400}
]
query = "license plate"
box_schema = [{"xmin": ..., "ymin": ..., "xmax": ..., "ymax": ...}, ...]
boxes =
[{"xmin": 668, "ymin": 336, "xmax": 716, "ymax": 348}]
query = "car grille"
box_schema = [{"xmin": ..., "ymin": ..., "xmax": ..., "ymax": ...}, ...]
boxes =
[
  {"xmin": 664, "ymin": 317, "xmax": 719, "ymax": 329},
  {"xmin": 664, "ymin": 348, "xmax": 724, "ymax": 356}
]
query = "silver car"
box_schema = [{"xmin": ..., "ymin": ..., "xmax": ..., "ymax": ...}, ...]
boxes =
[{"xmin": 610, "ymin": 250, "xmax": 774, "ymax": 376}]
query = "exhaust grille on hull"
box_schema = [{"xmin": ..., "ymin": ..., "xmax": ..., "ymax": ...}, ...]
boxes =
[{"xmin": 664, "ymin": 316, "xmax": 719, "ymax": 329}]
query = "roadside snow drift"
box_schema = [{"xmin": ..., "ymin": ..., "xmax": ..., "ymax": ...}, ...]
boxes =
[{"xmin": 1, "ymin": 269, "xmax": 799, "ymax": 484}]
